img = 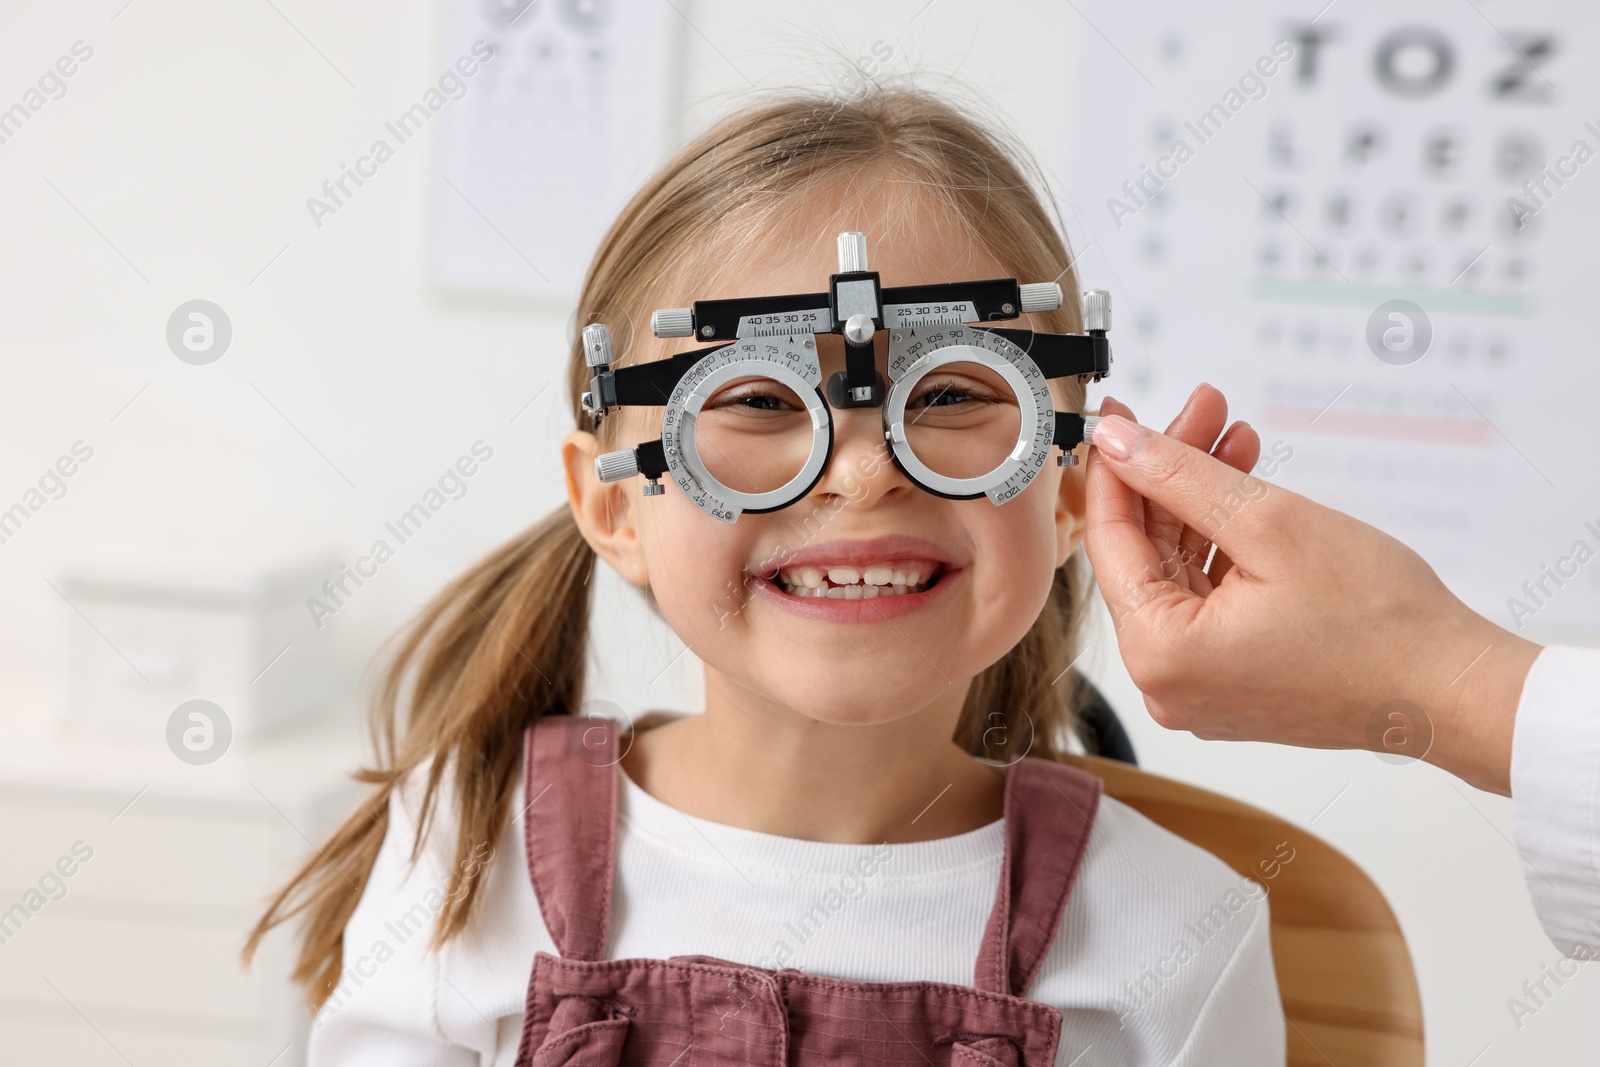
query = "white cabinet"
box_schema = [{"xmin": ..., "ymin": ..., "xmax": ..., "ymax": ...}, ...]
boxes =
[
  {"xmin": 0, "ymin": 688, "xmax": 364, "ymax": 1067},
  {"xmin": 57, "ymin": 554, "xmax": 340, "ymax": 740}
]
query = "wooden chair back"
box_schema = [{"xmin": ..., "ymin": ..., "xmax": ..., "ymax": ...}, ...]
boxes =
[{"xmin": 1066, "ymin": 754, "xmax": 1424, "ymax": 1065}]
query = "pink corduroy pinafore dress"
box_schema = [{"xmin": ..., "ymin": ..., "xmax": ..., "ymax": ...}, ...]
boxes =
[{"xmin": 512, "ymin": 714, "xmax": 1102, "ymax": 1067}]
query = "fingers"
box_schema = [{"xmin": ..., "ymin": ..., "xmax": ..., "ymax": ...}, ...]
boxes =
[
  {"xmin": 1088, "ymin": 413, "xmax": 1300, "ymax": 567},
  {"xmin": 1144, "ymin": 386, "xmax": 1231, "ymax": 568},
  {"xmin": 1213, "ymin": 419, "xmax": 1261, "ymax": 469},
  {"xmin": 1199, "ymin": 421, "xmax": 1262, "ymax": 582},
  {"xmin": 1085, "ymin": 397, "xmax": 1182, "ymax": 612},
  {"xmin": 1085, "ymin": 397, "xmax": 1146, "ymax": 541},
  {"xmin": 1098, "ymin": 395, "xmax": 1135, "ymax": 422},
  {"xmin": 1175, "ymin": 420, "xmax": 1261, "ymax": 584}
]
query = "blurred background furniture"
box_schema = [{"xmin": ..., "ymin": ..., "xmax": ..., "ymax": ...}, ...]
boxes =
[{"xmin": 0, "ymin": 689, "xmax": 360, "ymax": 1067}]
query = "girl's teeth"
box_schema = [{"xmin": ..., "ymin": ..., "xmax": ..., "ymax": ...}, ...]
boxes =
[{"xmin": 774, "ymin": 561, "xmax": 943, "ymax": 598}]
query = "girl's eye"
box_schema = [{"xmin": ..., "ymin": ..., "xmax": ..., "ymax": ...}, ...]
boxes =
[
  {"xmin": 705, "ymin": 381, "xmax": 804, "ymax": 414},
  {"xmin": 734, "ymin": 393, "xmax": 788, "ymax": 411},
  {"xmin": 910, "ymin": 378, "xmax": 1000, "ymax": 409}
]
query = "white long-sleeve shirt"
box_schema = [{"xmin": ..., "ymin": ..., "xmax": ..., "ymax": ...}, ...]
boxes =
[
  {"xmin": 308, "ymin": 751, "xmax": 1284, "ymax": 1066},
  {"xmin": 1513, "ymin": 645, "xmax": 1600, "ymax": 957}
]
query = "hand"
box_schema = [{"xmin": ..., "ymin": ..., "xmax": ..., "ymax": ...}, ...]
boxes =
[
  {"xmin": 1083, "ymin": 386, "xmax": 1543, "ymax": 795},
  {"xmin": 1099, "ymin": 386, "xmax": 1262, "ymax": 598}
]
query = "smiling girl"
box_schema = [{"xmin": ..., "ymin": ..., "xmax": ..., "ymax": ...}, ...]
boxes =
[{"xmin": 248, "ymin": 85, "xmax": 1284, "ymax": 1065}]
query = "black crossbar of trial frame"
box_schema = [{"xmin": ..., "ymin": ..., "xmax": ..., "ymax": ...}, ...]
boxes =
[{"xmin": 608, "ymin": 327, "xmax": 1107, "ymax": 408}]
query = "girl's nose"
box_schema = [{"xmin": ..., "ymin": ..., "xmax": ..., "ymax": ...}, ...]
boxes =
[{"xmin": 811, "ymin": 404, "xmax": 911, "ymax": 509}]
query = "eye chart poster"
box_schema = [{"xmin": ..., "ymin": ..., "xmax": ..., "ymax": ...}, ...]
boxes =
[
  {"xmin": 1063, "ymin": 1, "xmax": 1600, "ymax": 641},
  {"xmin": 429, "ymin": 0, "xmax": 671, "ymax": 295}
]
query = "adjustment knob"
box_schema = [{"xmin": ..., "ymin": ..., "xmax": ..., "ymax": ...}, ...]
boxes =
[
  {"xmin": 652, "ymin": 308, "xmax": 694, "ymax": 338},
  {"xmin": 843, "ymin": 313, "xmax": 875, "ymax": 346},
  {"xmin": 582, "ymin": 323, "xmax": 613, "ymax": 367},
  {"xmin": 1019, "ymin": 282, "xmax": 1062, "ymax": 313},
  {"xmin": 1082, "ymin": 290, "xmax": 1112, "ymax": 332},
  {"xmin": 1081, "ymin": 416, "xmax": 1104, "ymax": 447},
  {"xmin": 837, "ymin": 231, "xmax": 869, "ymax": 273},
  {"xmin": 595, "ymin": 449, "xmax": 640, "ymax": 483}
]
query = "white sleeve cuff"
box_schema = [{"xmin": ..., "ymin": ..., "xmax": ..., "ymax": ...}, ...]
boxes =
[{"xmin": 1510, "ymin": 644, "xmax": 1600, "ymax": 957}]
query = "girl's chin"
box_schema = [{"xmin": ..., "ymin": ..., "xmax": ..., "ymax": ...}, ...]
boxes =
[{"xmin": 729, "ymin": 681, "xmax": 947, "ymax": 729}]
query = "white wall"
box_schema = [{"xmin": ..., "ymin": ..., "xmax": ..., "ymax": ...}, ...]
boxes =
[{"xmin": 0, "ymin": 1, "xmax": 1592, "ymax": 1063}]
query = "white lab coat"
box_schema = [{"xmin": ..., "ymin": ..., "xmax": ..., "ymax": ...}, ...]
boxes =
[{"xmin": 1512, "ymin": 645, "xmax": 1600, "ymax": 957}]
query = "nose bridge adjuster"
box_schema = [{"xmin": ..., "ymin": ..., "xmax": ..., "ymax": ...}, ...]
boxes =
[{"xmin": 830, "ymin": 232, "xmax": 886, "ymax": 408}]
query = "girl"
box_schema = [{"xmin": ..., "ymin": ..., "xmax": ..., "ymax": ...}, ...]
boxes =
[{"xmin": 248, "ymin": 85, "xmax": 1284, "ymax": 1065}]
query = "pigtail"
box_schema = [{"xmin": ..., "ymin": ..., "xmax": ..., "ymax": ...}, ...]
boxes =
[{"xmin": 243, "ymin": 506, "xmax": 594, "ymax": 1011}]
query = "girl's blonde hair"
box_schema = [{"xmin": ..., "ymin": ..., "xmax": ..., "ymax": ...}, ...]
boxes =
[{"xmin": 246, "ymin": 81, "xmax": 1093, "ymax": 1012}]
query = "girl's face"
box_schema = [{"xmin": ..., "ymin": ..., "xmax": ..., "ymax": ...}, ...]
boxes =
[{"xmin": 566, "ymin": 199, "xmax": 1086, "ymax": 728}]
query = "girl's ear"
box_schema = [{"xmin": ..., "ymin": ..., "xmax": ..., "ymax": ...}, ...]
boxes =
[
  {"xmin": 1054, "ymin": 451, "xmax": 1088, "ymax": 568},
  {"xmin": 563, "ymin": 430, "xmax": 650, "ymax": 586}
]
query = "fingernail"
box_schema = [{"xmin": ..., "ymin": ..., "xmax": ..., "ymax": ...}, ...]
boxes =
[{"xmin": 1092, "ymin": 414, "xmax": 1148, "ymax": 460}]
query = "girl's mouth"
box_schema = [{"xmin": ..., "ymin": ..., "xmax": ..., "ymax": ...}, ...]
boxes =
[
  {"xmin": 747, "ymin": 535, "xmax": 959, "ymax": 623},
  {"xmin": 773, "ymin": 560, "xmax": 941, "ymax": 599}
]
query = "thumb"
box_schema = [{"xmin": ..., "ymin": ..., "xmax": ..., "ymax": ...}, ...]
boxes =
[{"xmin": 1088, "ymin": 414, "xmax": 1286, "ymax": 564}]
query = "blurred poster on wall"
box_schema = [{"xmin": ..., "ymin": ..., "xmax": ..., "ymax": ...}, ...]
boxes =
[
  {"xmin": 1062, "ymin": 0, "xmax": 1600, "ymax": 641},
  {"xmin": 430, "ymin": 0, "xmax": 672, "ymax": 297}
]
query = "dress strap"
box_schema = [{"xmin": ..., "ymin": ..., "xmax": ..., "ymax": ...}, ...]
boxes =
[
  {"xmin": 972, "ymin": 757, "xmax": 1103, "ymax": 997},
  {"xmin": 521, "ymin": 714, "xmax": 622, "ymax": 961}
]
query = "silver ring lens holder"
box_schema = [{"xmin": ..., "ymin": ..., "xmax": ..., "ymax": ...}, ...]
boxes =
[
  {"xmin": 883, "ymin": 327, "xmax": 1055, "ymax": 504},
  {"xmin": 662, "ymin": 337, "xmax": 831, "ymax": 522}
]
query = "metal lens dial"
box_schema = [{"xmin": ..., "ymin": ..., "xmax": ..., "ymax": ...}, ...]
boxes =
[
  {"xmin": 884, "ymin": 326, "xmax": 1054, "ymax": 503},
  {"xmin": 661, "ymin": 337, "xmax": 830, "ymax": 523}
]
